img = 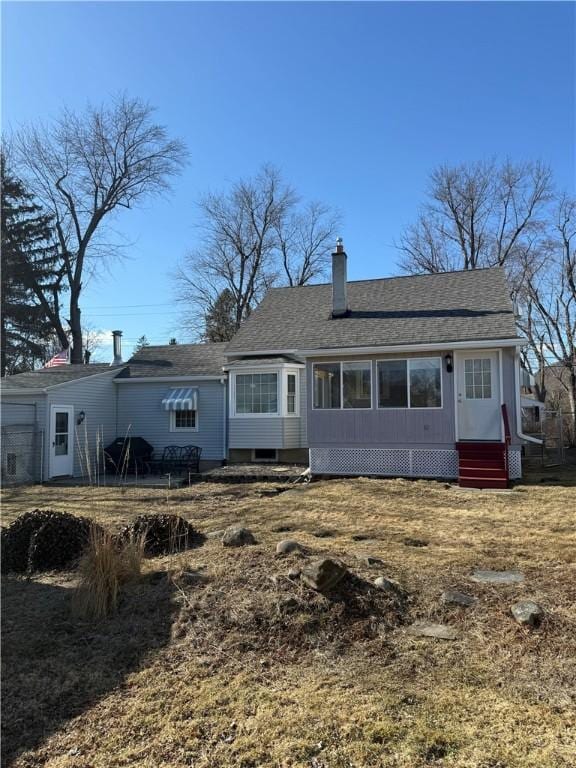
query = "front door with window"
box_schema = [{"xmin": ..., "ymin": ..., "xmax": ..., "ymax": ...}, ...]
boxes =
[
  {"xmin": 49, "ymin": 405, "xmax": 74, "ymax": 477},
  {"xmin": 456, "ymin": 352, "xmax": 501, "ymax": 441}
]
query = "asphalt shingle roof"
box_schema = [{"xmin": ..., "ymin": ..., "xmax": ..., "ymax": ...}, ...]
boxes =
[
  {"xmin": 226, "ymin": 268, "xmax": 520, "ymax": 354},
  {"xmin": 118, "ymin": 343, "xmax": 228, "ymax": 378},
  {"xmin": 1, "ymin": 364, "xmax": 117, "ymax": 391}
]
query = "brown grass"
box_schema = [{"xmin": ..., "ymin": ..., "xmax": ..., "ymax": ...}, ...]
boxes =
[{"xmin": 2, "ymin": 472, "xmax": 576, "ymax": 767}]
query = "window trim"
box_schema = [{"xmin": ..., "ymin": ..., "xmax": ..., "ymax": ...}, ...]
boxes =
[
  {"xmin": 230, "ymin": 368, "xmax": 300, "ymax": 418},
  {"xmin": 169, "ymin": 409, "xmax": 199, "ymax": 432},
  {"xmin": 311, "ymin": 360, "xmax": 373, "ymax": 411},
  {"xmin": 376, "ymin": 356, "xmax": 443, "ymax": 410}
]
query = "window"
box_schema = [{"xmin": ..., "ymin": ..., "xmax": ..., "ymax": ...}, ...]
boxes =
[
  {"xmin": 171, "ymin": 409, "xmax": 197, "ymax": 431},
  {"xmin": 235, "ymin": 373, "xmax": 278, "ymax": 414},
  {"xmin": 465, "ymin": 358, "xmax": 492, "ymax": 399},
  {"xmin": 377, "ymin": 357, "xmax": 442, "ymax": 408},
  {"xmin": 342, "ymin": 362, "xmax": 371, "ymax": 408},
  {"xmin": 409, "ymin": 358, "xmax": 442, "ymax": 408},
  {"xmin": 313, "ymin": 363, "xmax": 341, "ymax": 409},
  {"xmin": 287, "ymin": 374, "xmax": 297, "ymax": 414},
  {"xmin": 253, "ymin": 448, "xmax": 278, "ymax": 463},
  {"xmin": 378, "ymin": 360, "xmax": 408, "ymax": 408}
]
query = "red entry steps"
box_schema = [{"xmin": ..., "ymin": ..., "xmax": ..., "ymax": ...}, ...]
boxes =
[{"xmin": 456, "ymin": 441, "xmax": 509, "ymax": 489}]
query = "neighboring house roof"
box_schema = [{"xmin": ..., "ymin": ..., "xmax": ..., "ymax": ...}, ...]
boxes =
[
  {"xmin": 226, "ymin": 267, "xmax": 520, "ymax": 354},
  {"xmin": 1, "ymin": 364, "xmax": 117, "ymax": 392},
  {"xmin": 117, "ymin": 343, "xmax": 228, "ymax": 378}
]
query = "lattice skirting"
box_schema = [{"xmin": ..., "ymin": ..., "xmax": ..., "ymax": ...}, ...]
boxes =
[
  {"xmin": 508, "ymin": 448, "xmax": 522, "ymax": 479},
  {"xmin": 310, "ymin": 448, "xmax": 460, "ymax": 479}
]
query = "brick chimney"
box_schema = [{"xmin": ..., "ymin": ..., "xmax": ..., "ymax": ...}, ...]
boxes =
[{"xmin": 331, "ymin": 238, "xmax": 349, "ymax": 317}]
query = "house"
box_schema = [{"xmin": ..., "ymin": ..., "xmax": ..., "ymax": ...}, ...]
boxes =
[{"xmin": 1, "ymin": 241, "xmax": 536, "ymax": 487}]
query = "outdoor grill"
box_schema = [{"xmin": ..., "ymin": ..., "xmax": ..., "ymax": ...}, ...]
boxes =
[{"xmin": 104, "ymin": 437, "xmax": 154, "ymax": 475}]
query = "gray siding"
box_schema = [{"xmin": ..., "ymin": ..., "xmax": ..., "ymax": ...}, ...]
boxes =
[
  {"xmin": 228, "ymin": 417, "xmax": 302, "ymax": 449},
  {"xmin": 307, "ymin": 352, "xmax": 455, "ymax": 448},
  {"xmin": 117, "ymin": 379, "xmax": 226, "ymax": 461},
  {"xmin": 0, "ymin": 396, "xmax": 45, "ymax": 427},
  {"xmin": 46, "ymin": 370, "xmax": 118, "ymax": 478}
]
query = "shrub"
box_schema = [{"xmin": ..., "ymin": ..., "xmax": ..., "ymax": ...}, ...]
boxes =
[{"xmin": 118, "ymin": 514, "xmax": 205, "ymax": 557}]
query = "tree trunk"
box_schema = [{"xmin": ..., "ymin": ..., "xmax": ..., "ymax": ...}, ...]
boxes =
[{"xmin": 69, "ymin": 297, "xmax": 83, "ymax": 364}]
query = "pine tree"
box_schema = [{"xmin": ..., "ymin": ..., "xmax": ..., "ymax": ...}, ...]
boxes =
[
  {"xmin": 133, "ymin": 335, "xmax": 150, "ymax": 353},
  {"xmin": 204, "ymin": 289, "xmax": 237, "ymax": 342},
  {"xmin": 1, "ymin": 155, "xmax": 60, "ymax": 375}
]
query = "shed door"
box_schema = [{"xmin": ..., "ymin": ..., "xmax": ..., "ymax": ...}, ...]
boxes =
[
  {"xmin": 456, "ymin": 352, "xmax": 502, "ymax": 441},
  {"xmin": 49, "ymin": 405, "xmax": 74, "ymax": 477}
]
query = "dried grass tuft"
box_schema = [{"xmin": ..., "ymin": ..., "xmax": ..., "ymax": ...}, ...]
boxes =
[{"xmin": 72, "ymin": 527, "xmax": 145, "ymax": 620}]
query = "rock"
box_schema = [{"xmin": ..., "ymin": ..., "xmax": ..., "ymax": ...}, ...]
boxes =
[
  {"xmin": 374, "ymin": 576, "xmax": 405, "ymax": 598},
  {"xmin": 470, "ymin": 569, "xmax": 524, "ymax": 585},
  {"xmin": 221, "ymin": 526, "xmax": 257, "ymax": 547},
  {"xmin": 205, "ymin": 529, "xmax": 225, "ymax": 539},
  {"xmin": 406, "ymin": 621, "xmax": 458, "ymax": 640},
  {"xmin": 358, "ymin": 554, "xmax": 385, "ymax": 567},
  {"xmin": 312, "ymin": 528, "xmax": 335, "ymax": 538},
  {"xmin": 301, "ymin": 558, "xmax": 347, "ymax": 592},
  {"xmin": 351, "ymin": 533, "xmax": 372, "ymax": 541},
  {"xmin": 277, "ymin": 596, "xmax": 300, "ymax": 613},
  {"xmin": 403, "ymin": 537, "xmax": 428, "ymax": 548},
  {"xmin": 271, "ymin": 524, "xmax": 294, "ymax": 533},
  {"xmin": 511, "ymin": 600, "xmax": 544, "ymax": 627},
  {"xmin": 287, "ymin": 568, "xmax": 301, "ymax": 580},
  {"xmin": 275, "ymin": 539, "xmax": 304, "ymax": 555},
  {"xmin": 440, "ymin": 590, "xmax": 477, "ymax": 608}
]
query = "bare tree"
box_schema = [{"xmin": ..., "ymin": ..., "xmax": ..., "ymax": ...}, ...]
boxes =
[
  {"xmin": 14, "ymin": 95, "xmax": 187, "ymax": 363},
  {"xmin": 398, "ymin": 160, "xmax": 553, "ymax": 274},
  {"xmin": 175, "ymin": 165, "xmax": 340, "ymax": 339},
  {"xmin": 516, "ymin": 194, "xmax": 576, "ymax": 441}
]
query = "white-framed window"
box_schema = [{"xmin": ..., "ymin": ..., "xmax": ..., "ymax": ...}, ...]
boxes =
[
  {"xmin": 464, "ymin": 358, "xmax": 492, "ymax": 399},
  {"xmin": 231, "ymin": 368, "xmax": 300, "ymax": 417},
  {"xmin": 170, "ymin": 409, "xmax": 198, "ymax": 431},
  {"xmin": 312, "ymin": 361, "xmax": 372, "ymax": 410},
  {"xmin": 377, "ymin": 357, "xmax": 442, "ymax": 409}
]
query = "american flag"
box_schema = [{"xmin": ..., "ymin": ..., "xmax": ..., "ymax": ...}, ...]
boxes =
[{"xmin": 43, "ymin": 348, "xmax": 70, "ymax": 368}]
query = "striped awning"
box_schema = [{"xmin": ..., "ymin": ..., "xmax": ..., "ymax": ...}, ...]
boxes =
[{"xmin": 162, "ymin": 387, "xmax": 198, "ymax": 411}]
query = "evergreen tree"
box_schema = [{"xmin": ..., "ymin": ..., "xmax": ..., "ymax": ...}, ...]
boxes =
[
  {"xmin": 204, "ymin": 288, "xmax": 237, "ymax": 342},
  {"xmin": 1, "ymin": 155, "xmax": 60, "ymax": 375},
  {"xmin": 134, "ymin": 335, "xmax": 150, "ymax": 353}
]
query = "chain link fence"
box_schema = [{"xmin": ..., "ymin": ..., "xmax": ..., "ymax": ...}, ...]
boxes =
[{"xmin": 1, "ymin": 426, "xmax": 44, "ymax": 486}]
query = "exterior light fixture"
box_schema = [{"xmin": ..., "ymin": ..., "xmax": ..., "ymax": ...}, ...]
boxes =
[
  {"xmin": 444, "ymin": 353, "xmax": 453, "ymax": 373},
  {"xmin": 76, "ymin": 410, "xmax": 86, "ymax": 425}
]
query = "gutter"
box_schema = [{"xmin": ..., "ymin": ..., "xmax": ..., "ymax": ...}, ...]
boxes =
[
  {"xmin": 514, "ymin": 348, "xmax": 543, "ymax": 445},
  {"xmin": 224, "ymin": 337, "xmax": 527, "ymax": 359},
  {"xmin": 114, "ymin": 375, "xmax": 225, "ymax": 384}
]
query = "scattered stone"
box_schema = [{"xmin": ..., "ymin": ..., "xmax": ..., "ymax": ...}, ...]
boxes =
[
  {"xmin": 406, "ymin": 621, "xmax": 458, "ymax": 640},
  {"xmin": 440, "ymin": 590, "xmax": 477, "ymax": 608},
  {"xmin": 271, "ymin": 524, "xmax": 295, "ymax": 533},
  {"xmin": 470, "ymin": 569, "xmax": 524, "ymax": 585},
  {"xmin": 351, "ymin": 533, "xmax": 372, "ymax": 541},
  {"xmin": 374, "ymin": 576, "xmax": 406, "ymax": 598},
  {"xmin": 403, "ymin": 537, "xmax": 428, "ymax": 548},
  {"xmin": 301, "ymin": 558, "xmax": 347, "ymax": 592},
  {"xmin": 275, "ymin": 539, "xmax": 304, "ymax": 555},
  {"xmin": 287, "ymin": 567, "xmax": 301, "ymax": 580},
  {"xmin": 312, "ymin": 528, "xmax": 335, "ymax": 538},
  {"xmin": 205, "ymin": 529, "xmax": 225, "ymax": 539},
  {"xmin": 221, "ymin": 526, "xmax": 257, "ymax": 547},
  {"xmin": 357, "ymin": 554, "xmax": 385, "ymax": 567},
  {"xmin": 511, "ymin": 600, "xmax": 544, "ymax": 628}
]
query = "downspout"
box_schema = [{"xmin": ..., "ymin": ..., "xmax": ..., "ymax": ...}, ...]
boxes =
[
  {"xmin": 221, "ymin": 374, "xmax": 228, "ymax": 464},
  {"xmin": 514, "ymin": 348, "xmax": 543, "ymax": 445}
]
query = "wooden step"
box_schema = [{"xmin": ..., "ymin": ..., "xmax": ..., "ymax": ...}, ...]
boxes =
[
  {"xmin": 459, "ymin": 458, "xmax": 506, "ymax": 470},
  {"xmin": 459, "ymin": 467, "xmax": 508, "ymax": 479},
  {"xmin": 459, "ymin": 477, "xmax": 509, "ymax": 489}
]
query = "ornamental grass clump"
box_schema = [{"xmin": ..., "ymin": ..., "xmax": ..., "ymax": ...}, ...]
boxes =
[{"xmin": 72, "ymin": 527, "xmax": 145, "ymax": 620}]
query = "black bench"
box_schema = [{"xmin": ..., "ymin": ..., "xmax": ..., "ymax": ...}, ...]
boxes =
[{"xmin": 149, "ymin": 445, "xmax": 202, "ymax": 475}]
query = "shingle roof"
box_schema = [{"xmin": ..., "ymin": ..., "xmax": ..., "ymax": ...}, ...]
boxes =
[
  {"xmin": 1, "ymin": 364, "xmax": 117, "ymax": 391},
  {"xmin": 225, "ymin": 355, "xmax": 304, "ymax": 368},
  {"xmin": 226, "ymin": 268, "xmax": 520, "ymax": 354},
  {"xmin": 117, "ymin": 343, "xmax": 228, "ymax": 378}
]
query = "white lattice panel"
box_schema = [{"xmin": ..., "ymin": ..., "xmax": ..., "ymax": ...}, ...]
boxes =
[
  {"xmin": 508, "ymin": 449, "xmax": 522, "ymax": 479},
  {"xmin": 310, "ymin": 448, "xmax": 459, "ymax": 479}
]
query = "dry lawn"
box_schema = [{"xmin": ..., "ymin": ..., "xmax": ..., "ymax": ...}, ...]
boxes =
[{"xmin": 2, "ymin": 470, "xmax": 576, "ymax": 768}]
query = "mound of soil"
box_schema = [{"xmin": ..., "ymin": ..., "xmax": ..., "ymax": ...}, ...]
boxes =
[
  {"xmin": 172, "ymin": 548, "xmax": 405, "ymax": 657},
  {"xmin": 1, "ymin": 510, "xmax": 101, "ymax": 574},
  {"xmin": 119, "ymin": 514, "xmax": 205, "ymax": 556}
]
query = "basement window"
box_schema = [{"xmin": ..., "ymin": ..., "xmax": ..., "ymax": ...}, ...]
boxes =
[{"xmin": 252, "ymin": 449, "xmax": 278, "ymax": 463}]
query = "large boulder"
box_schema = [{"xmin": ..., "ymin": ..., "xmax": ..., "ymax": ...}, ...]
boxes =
[
  {"xmin": 222, "ymin": 526, "xmax": 257, "ymax": 547},
  {"xmin": 301, "ymin": 558, "xmax": 347, "ymax": 592}
]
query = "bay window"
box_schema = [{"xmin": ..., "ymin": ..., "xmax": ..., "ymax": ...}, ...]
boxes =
[{"xmin": 235, "ymin": 373, "xmax": 278, "ymax": 414}]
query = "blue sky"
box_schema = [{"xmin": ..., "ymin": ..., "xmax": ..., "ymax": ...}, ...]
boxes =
[{"xmin": 3, "ymin": 1, "xmax": 575, "ymax": 359}]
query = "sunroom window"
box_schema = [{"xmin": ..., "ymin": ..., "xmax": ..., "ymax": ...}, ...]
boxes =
[
  {"xmin": 313, "ymin": 363, "xmax": 341, "ymax": 409},
  {"xmin": 313, "ymin": 362, "xmax": 372, "ymax": 409},
  {"xmin": 342, "ymin": 362, "xmax": 371, "ymax": 408},
  {"xmin": 235, "ymin": 373, "xmax": 278, "ymax": 414},
  {"xmin": 377, "ymin": 357, "xmax": 442, "ymax": 408}
]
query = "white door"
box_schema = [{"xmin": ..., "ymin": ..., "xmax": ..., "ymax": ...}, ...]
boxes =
[
  {"xmin": 49, "ymin": 405, "xmax": 74, "ymax": 477},
  {"xmin": 456, "ymin": 352, "xmax": 501, "ymax": 441}
]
